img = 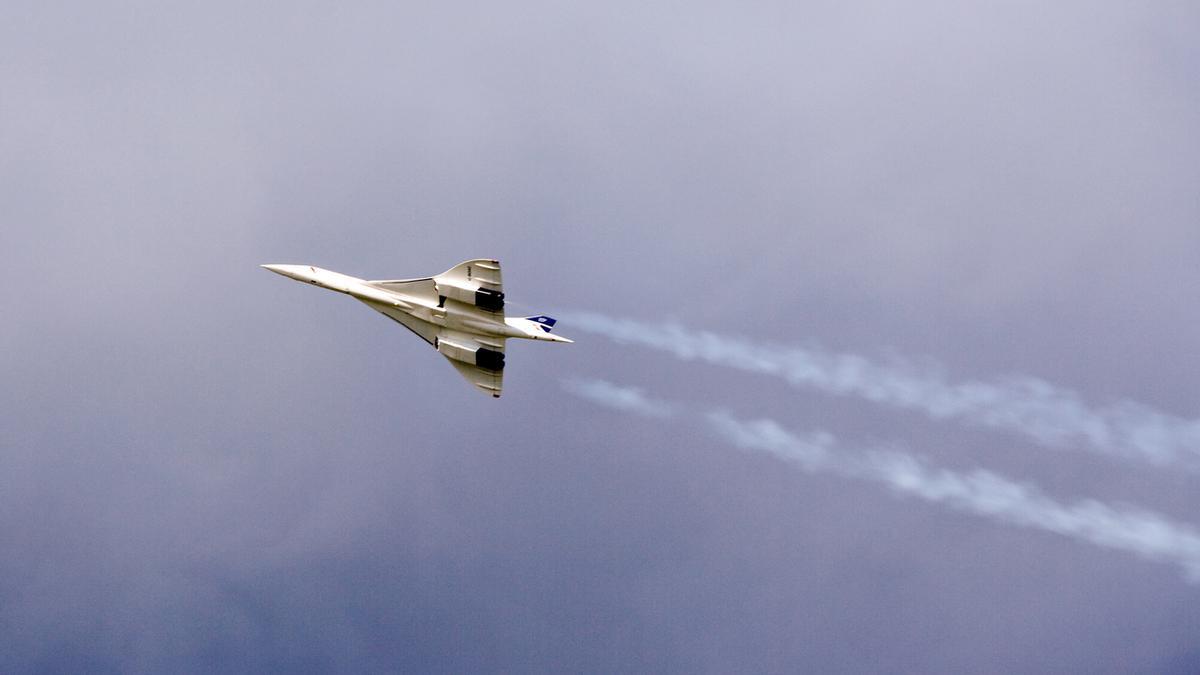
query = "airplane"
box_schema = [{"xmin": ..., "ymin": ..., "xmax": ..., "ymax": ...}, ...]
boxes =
[{"xmin": 261, "ymin": 259, "xmax": 571, "ymax": 398}]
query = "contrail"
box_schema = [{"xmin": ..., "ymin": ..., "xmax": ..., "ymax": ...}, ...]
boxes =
[
  {"xmin": 562, "ymin": 378, "xmax": 1200, "ymax": 583},
  {"xmin": 563, "ymin": 311, "xmax": 1200, "ymax": 471},
  {"xmin": 561, "ymin": 377, "xmax": 677, "ymax": 419},
  {"xmin": 708, "ymin": 412, "xmax": 1200, "ymax": 583}
]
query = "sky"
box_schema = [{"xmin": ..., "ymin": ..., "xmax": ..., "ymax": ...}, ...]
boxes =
[{"xmin": 2, "ymin": 1, "xmax": 1199, "ymax": 672}]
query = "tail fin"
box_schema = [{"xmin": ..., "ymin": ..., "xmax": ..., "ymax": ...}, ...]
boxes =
[{"xmin": 525, "ymin": 315, "xmax": 557, "ymax": 333}]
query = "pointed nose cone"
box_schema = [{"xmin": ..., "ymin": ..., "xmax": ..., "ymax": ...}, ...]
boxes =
[{"xmin": 261, "ymin": 264, "xmax": 311, "ymax": 281}]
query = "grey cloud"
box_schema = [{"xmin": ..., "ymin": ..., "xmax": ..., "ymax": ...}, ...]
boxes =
[{"xmin": 2, "ymin": 0, "xmax": 1199, "ymax": 672}]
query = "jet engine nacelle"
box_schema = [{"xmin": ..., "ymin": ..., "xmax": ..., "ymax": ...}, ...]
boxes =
[
  {"xmin": 436, "ymin": 339, "xmax": 505, "ymax": 372},
  {"xmin": 436, "ymin": 281, "xmax": 505, "ymax": 312}
]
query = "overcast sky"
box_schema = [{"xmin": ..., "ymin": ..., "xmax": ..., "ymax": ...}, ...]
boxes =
[{"xmin": 3, "ymin": 1, "xmax": 1199, "ymax": 672}]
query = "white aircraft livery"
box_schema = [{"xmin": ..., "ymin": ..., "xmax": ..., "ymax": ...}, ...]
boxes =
[{"xmin": 262, "ymin": 259, "xmax": 572, "ymax": 398}]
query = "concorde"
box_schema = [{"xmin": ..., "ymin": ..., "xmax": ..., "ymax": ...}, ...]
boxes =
[{"xmin": 262, "ymin": 259, "xmax": 571, "ymax": 398}]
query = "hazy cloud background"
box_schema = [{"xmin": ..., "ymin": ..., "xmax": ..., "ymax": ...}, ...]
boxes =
[{"xmin": 2, "ymin": 1, "xmax": 1198, "ymax": 672}]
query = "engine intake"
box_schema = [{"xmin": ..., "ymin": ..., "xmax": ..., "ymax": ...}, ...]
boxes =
[
  {"xmin": 475, "ymin": 347, "xmax": 505, "ymax": 372},
  {"xmin": 474, "ymin": 288, "xmax": 505, "ymax": 312},
  {"xmin": 435, "ymin": 281, "xmax": 505, "ymax": 312},
  {"xmin": 437, "ymin": 339, "xmax": 505, "ymax": 372}
]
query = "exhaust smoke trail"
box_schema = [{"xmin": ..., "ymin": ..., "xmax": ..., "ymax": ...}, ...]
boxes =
[
  {"xmin": 561, "ymin": 377, "xmax": 677, "ymax": 418},
  {"xmin": 708, "ymin": 412, "xmax": 1200, "ymax": 583},
  {"xmin": 563, "ymin": 311, "xmax": 1200, "ymax": 471},
  {"xmin": 562, "ymin": 378, "xmax": 1200, "ymax": 583}
]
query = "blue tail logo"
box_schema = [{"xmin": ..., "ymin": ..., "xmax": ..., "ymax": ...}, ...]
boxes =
[{"xmin": 525, "ymin": 315, "xmax": 557, "ymax": 333}]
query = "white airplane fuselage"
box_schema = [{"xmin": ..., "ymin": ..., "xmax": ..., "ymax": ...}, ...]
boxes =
[{"xmin": 262, "ymin": 264, "xmax": 570, "ymax": 343}]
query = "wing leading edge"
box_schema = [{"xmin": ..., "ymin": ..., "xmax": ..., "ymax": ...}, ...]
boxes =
[
  {"xmin": 368, "ymin": 259, "xmax": 503, "ymax": 315},
  {"xmin": 361, "ymin": 303, "xmax": 506, "ymax": 397},
  {"xmin": 365, "ymin": 301, "xmax": 439, "ymax": 346}
]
